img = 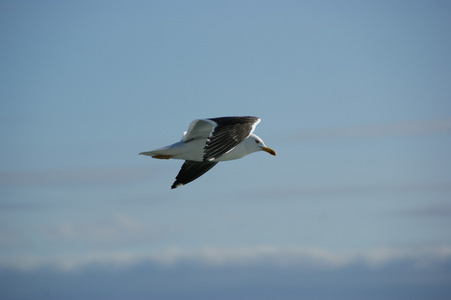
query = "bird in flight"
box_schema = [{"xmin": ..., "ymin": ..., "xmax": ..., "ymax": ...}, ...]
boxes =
[{"xmin": 140, "ymin": 116, "xmax": 276, "ymax": 189}]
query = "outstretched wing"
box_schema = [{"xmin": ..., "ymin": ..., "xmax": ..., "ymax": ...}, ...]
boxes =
[
  {"xmin": 181, "ymin": 119, "xmax": 216, "ymax": 142},
  {"xmin": 203, "ymin": 116, "xmax": 260, "ymax": 161},
  {"xmin": 171, "ymin": 160, "xmax": 218, "ymax": 189},
  {"xmin": 180, "ymin": 116, "xmax": 261, "ymax": 162}
]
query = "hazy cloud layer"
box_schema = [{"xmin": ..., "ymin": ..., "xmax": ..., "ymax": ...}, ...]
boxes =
[
  {"xmin": 250, "ymin": 181, "xmax": 451, "ymax": 199},
  {"xmin": 2, "ymin": 245, "xmax": 450, "ymax": 271},
  {"xmin": 37, "ymin": 214, "xmax": 159, "ymax": 246},
  {"xmin": 0, "ymin": 166, "xmax": 163, "ymax": 187},
  {"xmin": 399, "ymin": 203, "xmax": 451, "ymax": 217},
  {"xmin": 2, "ymin": 246, "xmax": 450, "ymax": 300}
]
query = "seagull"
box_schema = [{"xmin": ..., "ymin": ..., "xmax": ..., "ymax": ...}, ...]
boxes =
[{"xmin": 140, "ymin": 116, "xmax": 276, "ymax": 189}]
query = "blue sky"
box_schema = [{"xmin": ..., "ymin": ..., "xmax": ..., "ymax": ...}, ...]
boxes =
[{"xmin": 1, "ymin": 1, "xmax": 451, "ymax": 299}]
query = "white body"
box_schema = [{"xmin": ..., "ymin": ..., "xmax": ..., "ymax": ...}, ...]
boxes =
[{"xmin": 143, "ymin": 133, "xmax": 267, "ymax": 162}]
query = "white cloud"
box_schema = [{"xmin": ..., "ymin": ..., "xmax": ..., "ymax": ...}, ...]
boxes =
[
  {"xmin": 2, "ymin": 245, "xmax": 450, "ymax": 272},
  {"xmin": 36, "ymin": 214, "xmax": 161, "ymax": 248}
]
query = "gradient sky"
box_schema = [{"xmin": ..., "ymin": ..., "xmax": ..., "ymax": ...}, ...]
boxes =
[{"xmin": 1, "ymin": 1, "xmax": 451, "ymax": 299}]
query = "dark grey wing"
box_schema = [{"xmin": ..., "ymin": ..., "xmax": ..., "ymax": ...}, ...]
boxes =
[
  {"xmin": 203, "ymin": 116, "xmax": 260, "ymax": 161},
  {"xmin": 171, "ymin": 160, "xmax": 218, "ymax": 189}
]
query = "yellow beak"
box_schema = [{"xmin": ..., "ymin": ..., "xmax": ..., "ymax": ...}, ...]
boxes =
[{"xmin": 262, "ymin": 147, "xmax": 277, "ymax": 156}]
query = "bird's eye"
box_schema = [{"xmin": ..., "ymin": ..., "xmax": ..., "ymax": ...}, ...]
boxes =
[{"xmin": 255, "ymin": 140, "xmax": 260, "ymax": 144}]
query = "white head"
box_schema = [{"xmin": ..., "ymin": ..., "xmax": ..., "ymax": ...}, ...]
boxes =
[{"xmin": 245, "ymin": 134, "xmax": 277, "ymax": 156}]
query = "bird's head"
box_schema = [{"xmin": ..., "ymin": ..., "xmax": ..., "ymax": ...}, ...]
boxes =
[{"xmin": 248, "ymin": 134, "xmax": 276, "ymax": 156}]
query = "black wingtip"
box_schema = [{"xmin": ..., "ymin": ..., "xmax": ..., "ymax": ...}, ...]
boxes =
[
  {"xmin": 171, "ymin": 183, "xmax": 183, "ymax": 189},
  {"xmin": 171, "ymin": 161, "xmax": 218, "ymax": 189}
]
